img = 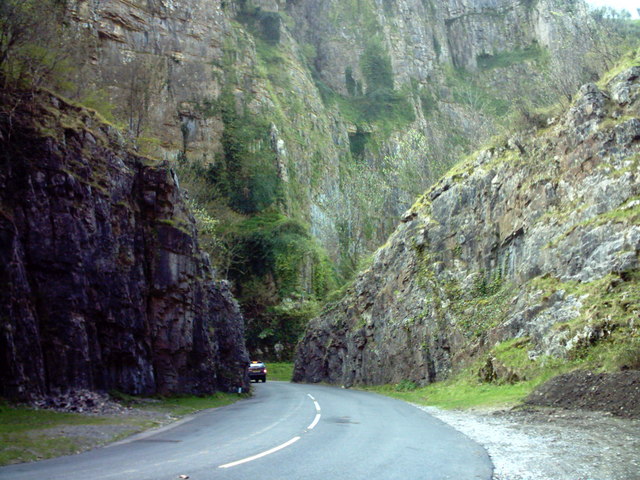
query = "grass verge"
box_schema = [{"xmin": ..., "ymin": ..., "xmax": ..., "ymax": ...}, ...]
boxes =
[
  {"xmin": 0, "ymin": 393, "xmax": 244, "ymax": 466},
  {"xmin": 366, "ymin": 376, "xmax": 541, "ymax": 410},
  {"xmin": 267, "ymin": 362, "xmax": 294, "ymax": 381},
  {"xmin": 125, "ymin": 392, "xmax": 246, "ymax": 417}
]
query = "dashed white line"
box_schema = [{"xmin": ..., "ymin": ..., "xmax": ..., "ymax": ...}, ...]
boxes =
[
  {"xmin": 307, "ymin": 413, "xmax": 321, "ymax": 430},
  {"xmin": 218, "ymin": 393, "xmax": 322, "ymax": 469},
  {"xmin": 218, "ymin": 437, "xmax": 301, "ymax": 469},
  {"xmin": 307, "ymin": 395, "xmax": 322, "ymax": 430}
]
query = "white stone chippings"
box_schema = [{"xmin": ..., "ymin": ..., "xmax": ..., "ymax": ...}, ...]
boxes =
[{"xmin": 415, "ymin": 405, "xmax": 640, "ymax": 480}]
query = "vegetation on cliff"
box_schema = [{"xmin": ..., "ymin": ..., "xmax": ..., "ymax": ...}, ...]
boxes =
[
  {"xmin": 294, "ymin": 49, "xmax": 640, "ymax": 413},
  {"xmin": 2, "ymin": 0, "xmax": 639, "ymax": 374},
  {"xmin": 187, "ymin": 0, "xmax": 640, "ymax": 361}
]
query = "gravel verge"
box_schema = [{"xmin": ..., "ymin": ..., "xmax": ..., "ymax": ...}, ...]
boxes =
[{"xmin": 415, "ymin": 405, "xmax": 640, "ymax": 480}]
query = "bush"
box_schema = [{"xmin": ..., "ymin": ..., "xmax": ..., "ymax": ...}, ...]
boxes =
[
  {"xmin": 394, "ymin": 380, "xmax": 418, "ymax": 392},
  {"xmin": 0, "ymin": 0, "xmax": 70, "ymax": 90},
  {"xmin": 236, "ymin": 5, "xmax": 281, "ymax": 45},
  {"xmin": 345, "ymin": 66, "xmax": 356, "ymax": 96},
  {"xmin": 360, "ymin": 38, "xmax": 394, "ymax": 93},
  {"xmin": 213, "ymin": 91, "xmax": 283, "ymax": 214},
  {"xmin": 226, "ymin": 212, "xmax": 340, "ymax": 360},
  {"xmin": 230, "ymin": 212, "xmax": 338, "ymax": 300}
]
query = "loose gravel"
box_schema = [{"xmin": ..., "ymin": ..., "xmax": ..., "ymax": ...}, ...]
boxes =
[{"xmin": 415, "ymin": 405, "xmax": 640, "ymax": 480}]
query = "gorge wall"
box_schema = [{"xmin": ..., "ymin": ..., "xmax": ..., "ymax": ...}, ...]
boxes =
[
  {"xmin": 0, "ymin": 92, "xmax": 249, "ymax": 400},
  {"xmin": 1, "ymin": 0, "xmax": 631, "ymax": 400},
  {"xmin": 294, "ymin": 61, "xmax": 640, "ymax": 386},
  {"xmin": 68, "ymin": 0, "xmax": 599, "ymax": 263},
  {"xmin": 60, "ymin": 0, "xmax": 615, "ymax": 357}
]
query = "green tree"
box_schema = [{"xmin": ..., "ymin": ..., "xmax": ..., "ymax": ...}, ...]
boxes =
[
  {"xmin": 0, "ymin": 0, "xmax": 69, "ymax": 90},
  {"xmin": 360, "ymin": 38, "xmax": 394, "ymax": 94},
  {"xmin": 345, "ymin": 66, "xmax": 357, "ymax": 96}
]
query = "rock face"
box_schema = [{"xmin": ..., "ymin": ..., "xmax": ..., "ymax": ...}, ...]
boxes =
[
  {"xmin": 0, "ymin": 92, "xmax": 250, "ymax": 400},
  {"xmin": 66, "ymin": 0, "xmax": 596, "ymax": 260},
  {"xmin": 287, "ymin": 0, "xmax": 573, "ymax": 88},
  {"xmin": 293, "ymin": 65, "xmax": 640, "ymax": 385},
  {"xmin": 68, "ymin": 0, "xmax": 229, "ymax": 159}
]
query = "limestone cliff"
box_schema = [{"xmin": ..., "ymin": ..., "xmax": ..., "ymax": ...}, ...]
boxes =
[
  {"xmin": 294, "ymin": 60, "xmax": 640, "ymax": 386},
  {"xmin": 0, "ymin": 92, "xmax": 250, "ymax": 400},
  {"xmin": 67, "ymin": 0, "xmax": 602, "ymax": 261},
  {"xmin": 59, "ymin": 0, "xmax": 627, "ymax": 359}
]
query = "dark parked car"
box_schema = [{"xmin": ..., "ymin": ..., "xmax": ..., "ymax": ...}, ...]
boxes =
[{"xmin": 248, "ymin": 361, "xmax": 267, "ymax": 382}]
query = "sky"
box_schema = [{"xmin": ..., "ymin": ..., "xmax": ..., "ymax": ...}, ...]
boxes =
[{"xmin": 585, "ymin": 0, "xmax": 639, "ymax": 17}]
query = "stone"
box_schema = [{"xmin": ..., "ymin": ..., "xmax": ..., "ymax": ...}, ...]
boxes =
[
  {"xmin": 611, "ymin": 67, "xmax": 640, "ymax": 105},
  {"xmin": 63, "ymin": 0, "xmax": 596, "ymax": 265},
  {"xmin": 0, "ymin": 92, "xmax": 250, "ymax": 401},
  {"xmin": 294, "ymin": 65, "xmax": 640, "ymax": 387}
]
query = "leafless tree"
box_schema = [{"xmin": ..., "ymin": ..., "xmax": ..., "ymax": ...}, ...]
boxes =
[{"xmin": 122, "ymin": 57, "xmax": 164, "ymax": 139}]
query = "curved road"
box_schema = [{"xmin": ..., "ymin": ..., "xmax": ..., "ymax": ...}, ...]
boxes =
[{"xmin": 0, "ymin": 382, "xmax": 493, "ymax": 480}]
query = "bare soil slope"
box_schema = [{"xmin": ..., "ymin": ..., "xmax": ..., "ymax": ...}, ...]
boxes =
[{"xmin": 525, "ymin": 370, "xmax": 640, "ymax": 418}]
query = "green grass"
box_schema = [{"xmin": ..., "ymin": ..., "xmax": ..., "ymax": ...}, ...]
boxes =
[
  {"xmin": 267, "ymin": 362, "xmax": 294, "ymax": 381},
  {"xmin": 476, "ymin": 44, "xmax": 547, "ymax": 71},
  {"xmin": 0, "ymin": 404, "xmax": 121, "ymax": 435},
  {"xmin": 597, "ymin": 48, "xmax": 640, "ymax": 87},
  {"xmin": 367, "ymin": 377, "xmax": 539, "ymax": 410},
  {"xmin": 365, "ymin": 352, "xmax": 573, "ymax": 410},
  {"xmin": 123, "ymin": 392, "xmax": 246, "ymax": 417},
  {"xmin": 0, "ymin": 403, "xmax": 148, "ymax": 465},
  {"xmin": 368, "ymin": 271, "xmax": 640, "ymax": 411},
  {"xmin": 0, "ymin": 393, "xmax": 244, "ymax": 465}
]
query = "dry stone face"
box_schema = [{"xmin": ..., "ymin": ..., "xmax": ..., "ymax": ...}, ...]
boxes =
[
  {"xmin": 0, "ymin": 93, "xmax": 249, "ymax": 401},
  {"xmin": 294, "ymin": 70, "xmax": 640, "ymax": 387},
  {"xmin": 65, "ymin": 0, "xmax": 593, "ymax": 260}
]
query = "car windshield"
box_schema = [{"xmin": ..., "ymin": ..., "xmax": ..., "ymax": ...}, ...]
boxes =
[{"xmin": 250, "ymin": 363, "xmax": 265, "ymax": 368}]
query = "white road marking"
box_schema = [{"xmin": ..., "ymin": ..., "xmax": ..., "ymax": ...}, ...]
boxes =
[
  {"xmin": 307, "ymin": 394, "xmax": 322, "ymax": 429},
  {"xmin": 218, "ymin": 392, "xmax": 322, "ymax": 469},
  {"xmin": 218, "ymin": 437, "xmax": 301, "ymax": 469},
  {"xmin": 307, "ymin": 413, "xmax": 321, "ymax": 430}
]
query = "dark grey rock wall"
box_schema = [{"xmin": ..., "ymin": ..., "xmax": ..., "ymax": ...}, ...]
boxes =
[{"xmin": 0, "ymin": 92, "xmax": 249, "ymax": 400}]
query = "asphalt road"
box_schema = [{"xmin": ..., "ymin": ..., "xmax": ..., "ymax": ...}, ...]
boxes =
[{"xmin": 0, "ymin": 382, "xmax": 493, "ymax": 480}]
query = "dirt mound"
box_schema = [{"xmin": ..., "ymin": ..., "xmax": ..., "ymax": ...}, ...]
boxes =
[{"xmin": 525, "ymin": 370, "xmax": 640, "ymax": 418}]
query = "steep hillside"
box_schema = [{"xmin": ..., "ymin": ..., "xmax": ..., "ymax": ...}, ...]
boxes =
[
  {"xmin": 3, "ymin": 0, "xmax": 629, "ymax": 362},
  {"xmin": 58, "ymin": 0, "xmax": 631, "ymax": 358},
  {"xmin": 68, "ymin": 0, "xmax": 611, "ymax": 257},
  {"xmin": 0, "ymin": 91, "xmax": 249, "ymax": 401},
  {"xmin": 294, "ymin": 56, "xmax": 640, "ymax": 392}
]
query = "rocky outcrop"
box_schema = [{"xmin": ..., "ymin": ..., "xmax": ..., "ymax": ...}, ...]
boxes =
[
  {"xmin": 288, "ymin": 0, "xmax": 567, "ymax": 89},
  {"xmin": 65, "ymin": 0, "xmax": 597, "ymax": 261},
  {"xmin": 294, "ymin": 64, "xmax": 640, "ymax": 386},
  {"xmin": 0, "ymin": 92, "xmax": 249, "ymax": 401},
  {"xmin": 58, "ymin": 0, "xmax": 615, "ymax": 362},
  {"xmin": 68, "ymin": 0, "xmax": 229, "ymax": 158}
]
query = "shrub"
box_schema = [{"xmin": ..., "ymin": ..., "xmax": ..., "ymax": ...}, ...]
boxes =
[
  {"xmin": 226, "ymin": 212, "xmax": 339, "ymax": 360},
  {"xmin": 236, "ymin": 5, "xmax": 281, "ymax": 45},
  {"xmin": 214, "ymin": 91, "xmax": 283, "ymax": 214},
  {"xmin": 360, "ymin": 38, "xmax": 394, "ymax": 94},
  {"xmin": 394, "ymin": 380, "xmax": 418, "ymax": 392},
  {"xmin": 0, "ymin": 0, "xmax": 70, "ymax": 90},
  {"xmin": 345, "ymin": 66, "xmax": 356, "ymax": 96}
]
